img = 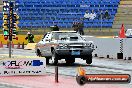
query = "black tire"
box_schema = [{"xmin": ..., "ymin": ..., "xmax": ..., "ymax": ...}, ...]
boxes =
[
  {"xmin": 85, "ymin": 54, "xmax": 92, "ymax": 64},
  {"xmin": 66, "ymin": 58, "xmax": 75, "ymax": 64},
  {"xmin": 37, "ymin": 49, "xmax": 42, "ymax": 57},
  {"xmin": 52, "ymin": 50, "xmax": 58, "ymax": 65},
  {"xmin": 45, "ymin": 57, "xmax": 50, "ymax": 65},
  {"xmin": 76, "ymin": 75, "xmax": 87, "ymax": 85}
]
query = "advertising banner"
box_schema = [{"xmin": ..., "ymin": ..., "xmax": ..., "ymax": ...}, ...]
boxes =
[{"xmin": 0, "ymin": 57, "xmax": 46, "ymax": 76}]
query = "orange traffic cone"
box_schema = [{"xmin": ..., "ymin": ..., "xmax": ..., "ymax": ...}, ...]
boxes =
[
  {"xmin": 119, "ymin": 24, "xmax": 126, "ymax": 38},
  {"xmin": 12, "ymin": 42, "xmax": 14, "ymax": 48},
  {"xmin": 17, "ymin": 42, "xmax": 20, "ymax": 49}
]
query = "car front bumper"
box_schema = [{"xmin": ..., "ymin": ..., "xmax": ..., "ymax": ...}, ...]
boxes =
[{"xmin": 55, "ymin": 48, "xmax": 93, "ymax": 57}]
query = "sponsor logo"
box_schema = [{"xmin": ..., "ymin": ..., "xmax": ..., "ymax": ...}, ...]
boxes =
[{"xmin": 1, "ymin": 60, "xmax": 43, "ymax": 69}]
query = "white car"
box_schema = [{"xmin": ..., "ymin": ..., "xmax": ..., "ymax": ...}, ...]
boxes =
[
  {"xmin": 125, "ymin": 29, "xmax": 132, "ymax": 38},
  {"xmin": 35, "ymin": 31, "xmax": 94, "ymax": 65}
]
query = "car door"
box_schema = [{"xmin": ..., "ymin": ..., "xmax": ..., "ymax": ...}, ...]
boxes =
[{"xmin": 41, "ymin": 33, "xmax": 52, "ymax": 56}]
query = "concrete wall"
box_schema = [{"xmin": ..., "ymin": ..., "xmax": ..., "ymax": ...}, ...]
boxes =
[
  {"xmin": 84, "ymin": 36, "xmax": 132, "ymax": 60},
  {"xmin": 0, "ymin": 5, "xmax": 2, "ymax": 12},
  {"xmin": 0, "ymin": 0, "xmax": 3, "ymax": 12},
  {"xmin": 0, "ymin": 0, "xmax": 3, "ymax": 5},
  {"xmin": 113, "ymin": 0, "xmax": 132, "ymax": 29}
]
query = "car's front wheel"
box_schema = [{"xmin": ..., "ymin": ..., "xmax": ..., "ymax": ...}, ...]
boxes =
[
  {"xmin": 52, "ymin": 50, "xmax": 59, "ymax": 65},
  {"xmin": 83, "ymin": 54, "xmax": 92, "ymax": 64}
]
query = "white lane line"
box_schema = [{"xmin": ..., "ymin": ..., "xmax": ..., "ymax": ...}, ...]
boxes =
[
  {"xmin": 0, "ymin": 82, "xmax": 31, "ymax": 88},
  {"xmin": 88, "ymin": 67, "xmax": 131, "ymax": 74}
]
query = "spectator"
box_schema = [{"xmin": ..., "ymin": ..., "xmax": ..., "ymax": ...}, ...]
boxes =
[
  {"xmin": 104, "ymin": 10, "xmax": 110, "ymax": 19},
  {"xmin": 84, "ymin": 10, "xmax": 90, "ymax": 19},
  {"xmin": 25, "ymin": 32, "xmax": 34, "ymax": 43},
  {"xmin": 89, "ymin": 10, "xmax": 96, "ymax": 20},
  {"xmin": 72, "ymin": 22, "xmax": 76, "ymax": 31},
  {"xmin": 78, "ymin": 21, "xmax": 84, "ymax": 35},
  {"xmin": 52, "ymin": 24, "xmax": 59, "ymax": 31},
  {"xmin": 72, "ymin": 21, "xmax": 79, "ymax": 32},
  {"xmin": 98, "ymin": 10, "xmax": 104, "ymax": 19}
]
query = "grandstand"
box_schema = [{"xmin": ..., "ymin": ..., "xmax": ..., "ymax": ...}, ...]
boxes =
[
  {"xmin": 0, "ymin": 0, "xmax": 121, "ymax": 29},
  {"xmin": 0, "ymin": 0, "xmax": 119, "ymax": 29},
  {"xmin": 113, "ymin": 0, "xmax": 132, "ymax": 29},
  {"xmin": 0, "ymin": 1, "xmax": 2, "ymax": 28}
]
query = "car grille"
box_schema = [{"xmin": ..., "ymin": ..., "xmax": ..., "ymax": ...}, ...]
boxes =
[
  {"xmin": 68, "ymin": 43, "xmax": 84, "ymax": 48},
  {"xmin": 69, "ymin": 46, "xmax": 84, "ymax": 48}
]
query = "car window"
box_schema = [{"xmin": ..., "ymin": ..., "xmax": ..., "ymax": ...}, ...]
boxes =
[
  {"xmin": 126, "ymin": 29, "xmax": 132, "ymax": 35},
  {"xmin": 52, "ymin": 32, "xmax": 82, "ymax": 40},
  {"xmin": 43, "ymin": 33, "xmax": 47, "ymax": 39},
  {"xmin": 42, "ymin": 33, "xmax": 51, "ymax": 40}
]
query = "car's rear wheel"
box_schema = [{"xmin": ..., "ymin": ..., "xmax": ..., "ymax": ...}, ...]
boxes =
[
  {"xmin": 86, "ymin": 54, "xmax": 92, "ymax": 64},
  {"xmin": 52, "ymin": 50, "xmax": 58, "ymax": 65},
  {"xmin": 66, "ymin": 58, "xmax": 75, "ymax": 64},
  {"xmin": 45, "ymin": 57, "xmax": 50, "ymax": 65},
  {"xmin": 37, "ymin": 49, "xmax": 42, "ymax": 57}
]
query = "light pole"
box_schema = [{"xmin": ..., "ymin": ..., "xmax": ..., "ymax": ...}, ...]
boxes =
[
  {"xmin": 3, "ymin": 0, "xmax": 18, "ymax": 58},
  {"xmin": 9, "ymin": 1, "xmax": 14, "ymax": 58}
]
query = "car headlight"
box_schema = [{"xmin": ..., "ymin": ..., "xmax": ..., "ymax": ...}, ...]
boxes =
[
  {"xmin": 88, "ymin": 43, "xmax": 95, "ymax": 50},
  {"xmin": 84, "ymin": 43, "xmax": 89, "ymax": 47},
  {"xmin": 59, "ymin": 43, "xmax": 68, "ymax": 49},
  {"xmin": 84, "ymin": 42, "xmax": 95, "ymax": 50}
]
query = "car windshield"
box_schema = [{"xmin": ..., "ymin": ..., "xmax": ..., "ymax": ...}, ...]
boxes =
[
  {"xmin": 52, "ymin": 32, "xmax": 82, "ymax": 41},
  {"xmin": 126, "ymin": 29, "xmax": 132, "ymax": 35}
]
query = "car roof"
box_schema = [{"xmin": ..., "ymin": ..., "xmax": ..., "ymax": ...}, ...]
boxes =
[{"xmin": 127, "ymin": 29, "xmax": 132, "ymax": 31}]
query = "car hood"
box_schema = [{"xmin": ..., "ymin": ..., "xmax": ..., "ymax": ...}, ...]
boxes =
[{"xmin": 54, "ymin": 40, "xmax": 87, "ymax": 44}]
